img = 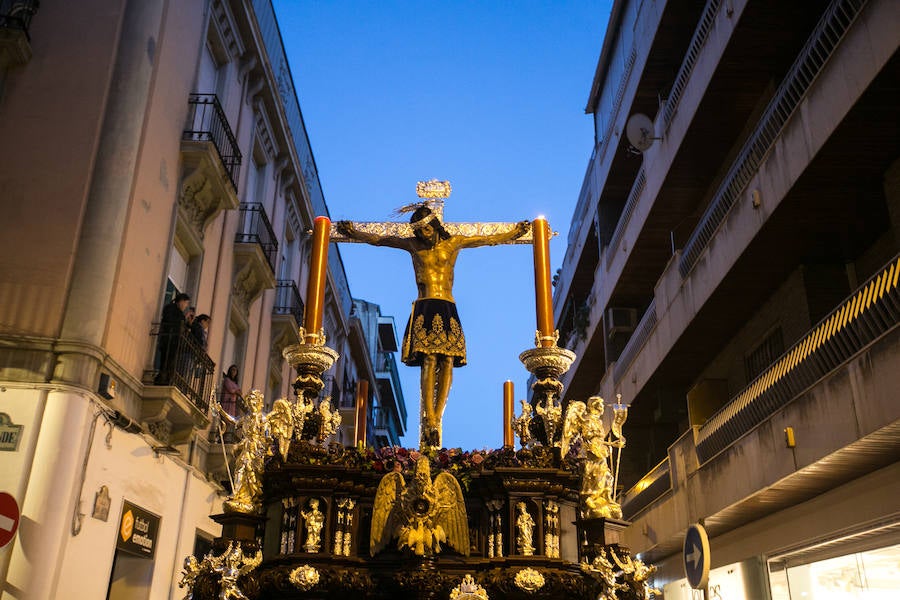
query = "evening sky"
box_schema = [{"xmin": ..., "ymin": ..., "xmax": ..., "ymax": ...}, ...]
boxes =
[{"xmin": 273, "ymin": 0, "xmax": 612, "ymax": 449}]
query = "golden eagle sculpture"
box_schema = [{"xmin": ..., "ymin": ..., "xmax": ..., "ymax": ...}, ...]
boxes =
[{"xmin": 370, "ymin": 456, "xmax": 469, "ymax": 557}]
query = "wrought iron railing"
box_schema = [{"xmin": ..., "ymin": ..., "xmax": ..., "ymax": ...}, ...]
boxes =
[
  {"xmin": 605, "ymin": 168, "xmax": 647, "ymax": 267},
  {"xmin": 660, "ymin": 0, "xmax": 723, "ymax": 132},
  {"xmin": 183, "ymin": 93, "xmax": 242, "ymax": 189},
  {"xmin": 598, "ymin": 48, "xmax": 637, "ymax": 165},
  {"xmin": 697, "ymin": 253, "xmax": 900, "ymax": 461},
  {"xmin": 0, "ymin": 0, "xmax": 39, "ymax": 39},
  {"xmin": 149, "ymin": 324, "xmax": 214, "ymax": 414},
  {"xmin": 274, "ymin": 280, "xmax": 304, "ymax": 325},
  {"xmin": 679, "ymin": 0, "xmax": 868, "ymax": 278},
  {"xmin": 235, "ymin": 203, "xmax": 278, "ymax": 273},
  {"xmin": 613, "ymin": 299, "xmax": 658, "ymax": 383},
  {"xmin": 620, "ymin": 457, "xmax": 672, "ymax": 519},
  {"xmin": 372, "ymin": 406, "xmax": 389, "ymax": 430}
]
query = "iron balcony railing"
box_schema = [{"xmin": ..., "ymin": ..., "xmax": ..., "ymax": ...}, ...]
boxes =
[
  {"xmin": 696, "ymin": 253, "xmax": 900, "ymax": 462},
  {"xmin": 150, "ymin": 324, "xmax": 214, "ymax": 414},
  {"xmin": 605, "ymin": 167, "xmax": 647, "ymax": 267},
  {"xmin": 613, "ymin": 299, "xmax": 658, "ymax": 383},
  {"xmin": 660, "ymin": 0, "xmax": 723, "ymax": 132},
  {"xmin": 679, "ymin": 0, "xmax": 868, "ymax": 278},
  {"xmin": 274, "ymin": 280, "xmax": 304, "ymax": 325},
  {"xmin": 0, "ymin": 0, "xmax": 39, "ymax": 40},
  {"xmin": 183, "ymin": 93, "xmax": 242, "ymax": 189},
  {"xmin": 236, "ymin": 203, "xmax": 278, "ymax": 273}
]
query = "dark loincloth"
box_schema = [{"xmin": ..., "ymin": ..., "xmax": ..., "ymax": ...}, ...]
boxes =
[{"xmin": 401, "ymin": 299, "xmax": 467, "ymax": 367}]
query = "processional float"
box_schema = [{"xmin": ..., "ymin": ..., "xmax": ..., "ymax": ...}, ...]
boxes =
[{"xmin": 181, "ymin": 181, "xmax": 659, "ymax": 600}]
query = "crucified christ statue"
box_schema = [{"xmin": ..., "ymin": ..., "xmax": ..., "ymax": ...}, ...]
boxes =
[{"xmin": 334, "ymin": 182, "xmax": 531, "ymax": 449}]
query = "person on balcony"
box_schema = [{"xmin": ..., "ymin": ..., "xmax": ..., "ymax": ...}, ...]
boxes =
[
  {"xmin": 155, "ymin": 292, "xmax": 190, "ymax": 385},
  {"xmin": 221, "ymin": 364, "xmax": 244, "ymax": 418},
  {"xmin": 191, "ymin": 314, "xmax": 210, "ymax": 351}
]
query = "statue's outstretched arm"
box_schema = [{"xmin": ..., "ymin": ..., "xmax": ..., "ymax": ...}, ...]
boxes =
[
  {"xmin": 336, "ymin": 221, "xmax": 408, "ymax": 249},
  {"xmin": 457, "ymin": 220, "xmax": 530, "ymax": 248}
]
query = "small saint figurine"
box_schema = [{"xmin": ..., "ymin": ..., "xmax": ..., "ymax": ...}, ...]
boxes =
[
  {"xmin": 301, "ymin": 498, "xmax": 325, "ymax": 553},
  {"xmin": 515, "ymin": 501, "xmax": 535, "ymax": 556}
]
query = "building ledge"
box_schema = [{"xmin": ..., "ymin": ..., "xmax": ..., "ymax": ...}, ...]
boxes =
[{"xmin": 141, "ymin": 384, "xmax": 211, "ymax": 446}]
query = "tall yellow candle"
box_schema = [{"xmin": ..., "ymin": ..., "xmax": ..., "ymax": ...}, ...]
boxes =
[
  {"xmin": 303, "ymin": 216, "xmax": 331, "ymax": 342},
  {"xmin": 532, "ymin": 217, "xmax": 555, "ymax": 346},
  {"xmin": 354, "ymin": 379, "xmax": 369, "ymax": 447},
  {"xmin": 503, "ymin": 380, "xmax": 515, "ymax": 447}
]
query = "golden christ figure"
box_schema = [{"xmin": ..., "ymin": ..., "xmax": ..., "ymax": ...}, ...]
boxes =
[{"xmin": 337, "ymin": 184, "xmax": 529, "ymax": 449}]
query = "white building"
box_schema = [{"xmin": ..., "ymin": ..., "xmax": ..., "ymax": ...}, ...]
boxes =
[{"xmin": 0, "ymin": 1, "xmax": 401, "ymax": 598}]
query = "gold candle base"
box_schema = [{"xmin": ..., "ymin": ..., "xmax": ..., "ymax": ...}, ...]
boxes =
[
  {"xmin": 519, "ymin": 333, "xmax": 576, "ymax": 448},
  {"xmin": 283, "ymin": 328, "xmax": 341, "ymax": 442}
]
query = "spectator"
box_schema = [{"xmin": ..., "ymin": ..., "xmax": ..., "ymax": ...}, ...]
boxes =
[
  {"xmin": 185, "ymin": 306, "xmax": 196, "ymax": 327},
  {"xmin": 191, "ymin": 314, "xmax": 210, "ymax": 352},
  {"xmin": 221, "ymin": 364, "xmax": 243, "ymax": 417},
  {"xmin": 155, "ymin": 292, "xmax": 190, "ymax": 384}
]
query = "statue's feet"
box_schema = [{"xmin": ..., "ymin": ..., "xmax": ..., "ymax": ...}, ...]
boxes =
[{"xmin": 421, "ymin": 427, "xmax": 441, "ymax": 449}]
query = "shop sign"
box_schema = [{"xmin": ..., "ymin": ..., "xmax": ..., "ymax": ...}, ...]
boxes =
[
  {"xmin": 0, "ymin": 413, "xmax": 23, "ymax": 451},
  {"xmin": 116, "ymin": 500, "xmax": 160, "ymax": 558}
]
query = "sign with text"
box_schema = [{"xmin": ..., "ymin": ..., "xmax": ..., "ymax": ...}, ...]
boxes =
[
  {"xmin": 0, "ymin": 413, "xmax": 23, "ymax": 451},
  {"xmin": 116, "ymin": 500, "xmax": 160, "ymax": 558}
]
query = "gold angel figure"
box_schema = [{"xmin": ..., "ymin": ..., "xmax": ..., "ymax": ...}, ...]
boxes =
[
  {"xmin": 561, "ymin": 396, "xmax": 623, "ymax": 519},
  {"xmin": 207, "ymin": 541, "xmax": 262, "ymax": 600},
  {"xmin": 268, "ymin": 397, "xmax": 295, "ymax": 461},
  {"xmin": 316, "ymin": 396, "xmax": 341, "ymax": 442},
  {"xmin": 370, "ymin": 456, "xmax": 469, "ymax": 557}
]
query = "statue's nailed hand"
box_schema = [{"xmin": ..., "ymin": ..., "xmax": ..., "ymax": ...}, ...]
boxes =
[
  {"xmin": 515, "ymin": 220, "xmax": 531, "ymax": 237},
  {"xmin": 336, "ymin": 220, "xmax": 354, "ymax": 236}
]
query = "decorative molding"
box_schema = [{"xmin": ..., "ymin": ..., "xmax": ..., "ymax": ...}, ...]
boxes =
[
  {"xmin": 210, "ymin": 0, "xmax": 244, "ymax": 61},
  {"xmin": 253, "ymin": 101, "xmax": 277, "ymax": 162}
]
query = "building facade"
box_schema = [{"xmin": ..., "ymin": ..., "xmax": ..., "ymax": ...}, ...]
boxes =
[
  {"xmin": 555, "ymin": 0, "xmax": 899, "ymax": 597},
  {"xmin": 0, "ymin": 1, "xmax": 404, "ymax": 598}
]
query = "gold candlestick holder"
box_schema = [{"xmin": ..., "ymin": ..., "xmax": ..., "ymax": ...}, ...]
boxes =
[
  {"xmin": 283, "ymin": 327, "xmax": 341, "ymax": 443},
  {"xmin": 519, "ymin": 330, "xmax": 576, "ymax": 448}
]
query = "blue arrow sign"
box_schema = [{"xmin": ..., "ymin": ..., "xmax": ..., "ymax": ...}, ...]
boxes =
[{"xmin": 683, "ymin": 523, "xmax": 710, "ymax": 589}]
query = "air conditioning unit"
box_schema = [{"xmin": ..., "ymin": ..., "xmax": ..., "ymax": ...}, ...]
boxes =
[{"xmin": 606, "ymin": 307, "xmax": 637, "ymax": 339}]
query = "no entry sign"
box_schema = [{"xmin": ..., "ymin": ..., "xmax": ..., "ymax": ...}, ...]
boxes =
[{"xmin": 0, "ymin": 492, "xmax": 20, "ymax": 549}]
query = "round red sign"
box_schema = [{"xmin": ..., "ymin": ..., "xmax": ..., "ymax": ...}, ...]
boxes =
[{"xmin": 0, "ymin": 492, "xmax": 20, "ymax": 549}]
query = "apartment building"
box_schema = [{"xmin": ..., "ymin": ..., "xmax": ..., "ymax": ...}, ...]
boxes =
[
  {"xmin": 555, "ymin": 0, "xmax": 899, "ymax": 597},
  {"xmin": 0, "ymin": 2, "xmax": 403, "ymax": 598}
]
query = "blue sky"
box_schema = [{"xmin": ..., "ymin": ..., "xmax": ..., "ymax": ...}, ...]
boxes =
[{"xmin": 273, "ymin": 1, "xmax": 612, "ymax": 449}]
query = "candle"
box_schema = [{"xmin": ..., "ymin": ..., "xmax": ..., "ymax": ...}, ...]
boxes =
[
  {"xmin": 303, "ymin": 216, "xmax": 331, "ymax": 342},
  {"xmin": 354, "ymin": 379, "xmax": 369, "ymax": 447},
  {"xmin": 532, "ymin": 217, "xmax": 554, "ymax": 346},
  {"xmin": 503, "ymin": 380, "xmax": 515, "ymax": 447}
]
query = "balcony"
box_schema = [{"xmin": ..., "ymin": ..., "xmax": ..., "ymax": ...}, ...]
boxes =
[
  {"xmin": 179, "ymin": 94, "xmax": 241, "ymax": 242},
  {"xmin": 142, "ymin": 324, "xmax": 214, "ymax": 446},
  {"xmin": 0, "ymin": 0, "xmax": 39, "ymax": 67},
  {"xmin": 183, "ymin": 93, "xmax": 241, "ymax": 188},
  {"xmin": 231, "ymin": 203, "xmax": 278, "ymax": 316},
  {"xmin": 371, "ymin": 406, "xmax": 400, "ymax": 447},
  {"xmin": 696, "ymin": 253, "xmax": 900, "ymax": 462},
  {"xmin": 271, "ymin": 280, "xmax": 304, "ymax": 350}
]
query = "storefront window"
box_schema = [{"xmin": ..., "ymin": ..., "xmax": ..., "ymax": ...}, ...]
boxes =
[{"xmin": 769, "ymin": 542, "xmax": 900, "ymax": 600}]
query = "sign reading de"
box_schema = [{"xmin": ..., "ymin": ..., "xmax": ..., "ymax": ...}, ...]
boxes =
[
  {"xmin": 683, "ymin": 522, "xmax": 710, "ymax": 589},
  {"xmin": 116, "ymin": 500, "xmax": 160, "ymax": 558},
  {"xmin": 0, "ymin": 492, "xmax": 21, "ymax": 549}
]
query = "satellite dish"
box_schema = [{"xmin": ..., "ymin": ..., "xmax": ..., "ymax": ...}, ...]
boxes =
[{"xmin": 625, "ymin": 113, "xmax": 659, "ymax": 152}]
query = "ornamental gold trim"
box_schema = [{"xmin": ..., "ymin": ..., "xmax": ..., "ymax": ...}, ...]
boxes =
[{"xmin": 514, "ymin": 568, "xmax": 545, "ymax": 593}]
